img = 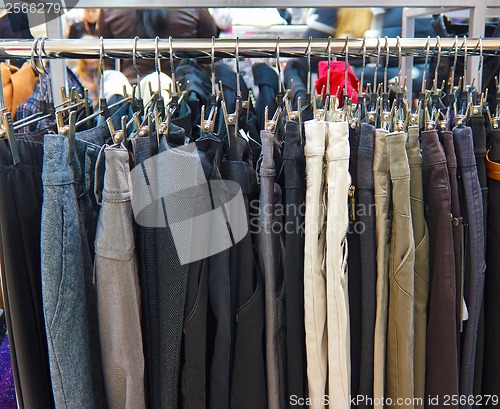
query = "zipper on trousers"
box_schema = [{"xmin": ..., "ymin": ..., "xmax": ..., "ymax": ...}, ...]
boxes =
[{"xmin": 348, "ymin": 185, "xmax": 356, "ymax": 221}]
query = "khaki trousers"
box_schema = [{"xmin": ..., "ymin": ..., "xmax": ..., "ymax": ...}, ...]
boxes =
[
  {"xmin": 385, "ymin": 132, "xmax": 415, "ymax": 408},
  {"xmin": 326, "ymin": 121, "xmax": 351, "ymax": 409},
  {"xmin": 373, "ymin": 130, "xmax": 391, "ymax": 408},
  {"xmin": 407, "ymin": 126, "xmax": 430, "ymax": 409},
  {"xmin": 304, "ymin": 120, "xmax": 328, "ymax": 409}
]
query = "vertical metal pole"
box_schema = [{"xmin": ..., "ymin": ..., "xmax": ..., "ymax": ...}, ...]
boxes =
[
  {"xmin": 469, "ymin": 4, "xmax": 486, "ymax": 90},
  {"xmin": 45, "ymin": 8, "xmax": 67, "ymax": 107}
]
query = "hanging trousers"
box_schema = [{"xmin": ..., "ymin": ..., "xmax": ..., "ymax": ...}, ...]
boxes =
[
  {"xmin": 259, "ymin": 130, "xmax": 282, "ymax": 409},
  {"xmin": 0, "ymin": 132, "xmax": 55, "ymax": 409},
  {"xmin": 421, "ymin": 129, "xmax": 459, "ymax": 408},
  {"xmin": 347, "ymin": 125, "xmax": 362, "ymax": 405},
  {"xmin": 132, "ymin": 136, "xmax": 160, "ymax": 409},
  {"xmin": 304, "ymin": 120, "xmax": 327, "ymax": 409},
  {"xmin": 94, "ymin": 145, "xmax": 145, "ymax": 409},
  {"xmin": 468, "ymin": 114, "xmax": 487, "ymax": 397},
  {"xmin": 220, "ymin": 149, "xmax": 267, "ymax": 409},
  {"xmin": 440, "ymin": 131, "xmax": 463, "ymax": 346},
  {"xmin": 283, "ymin": 120, "xmax": 307, "ymax": 409},
  {"xmin": 386, "ymin": 131, "xmax": 415, "ymax": 408},
  {"xmin": 407, "ymin": 125, "xmax": 430, "ymax": 409},
  {"xmin": 41, "ymin": 134, "xmax": 98, "ymax": 409},
  {"xmin": 453, "ymin": 126, "xmax": 486, "ymax": 409},
  {"xmin": 356, "ymin": 123, "xmax": 377, "ymax": 409},
  {"xmin": 326, "ymin": 121, "xmax": 351, "ymax": 409},
  {"xmin": 373, "ymin": 129, "xmax": 391, "ymax": 409},
  {"xmin": 482, "ymin": 128, "xmax": 500, "ymax": 404},
  {"xmin": 156, "ymin": 135, "xmax": 193, "ymax": 409}
]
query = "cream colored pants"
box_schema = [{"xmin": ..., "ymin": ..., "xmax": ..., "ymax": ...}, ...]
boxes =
[
  {"xmin": 304, "ymin": 120, "xmax": 328, "ymax": 409},
  {"xmin": 326, "ymin": 121, "xmax": 351, "ymax": 409}
]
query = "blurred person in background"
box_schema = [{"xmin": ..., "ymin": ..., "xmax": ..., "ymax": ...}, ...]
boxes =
[
  {"xmin": 98, "ymin": 9, "xmax": 217, "ymax": 84},
  {"xmin": 68, "ymin": 9, "xmax": 101, "ymax": 38},
  {"xmin": 73, "ymin": 35, "xmax": 100, "ymax": 106}
]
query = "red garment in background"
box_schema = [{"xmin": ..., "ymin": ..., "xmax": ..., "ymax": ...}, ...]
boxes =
[{"xmin": 315, "ymin": 60, "xmax": 362, "ymax": 107}]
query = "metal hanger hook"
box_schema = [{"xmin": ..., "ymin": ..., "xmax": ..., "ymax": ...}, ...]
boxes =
[
  {"xmin": 374, "ymin": 37, "xmax": 381, "ymax": 90},
  {"xmin": 211, "ymin": 36, "xmax": 216, "ymax": 97},
  {"xmin": 477, "ymin": 36, "xmax": 483, "ymax": 79},
  {"xmin": 343, "ymin": 37, "xmax": 349, "ymax": 98},
  {"xmin": 307, "ymin": 36, "xmax": 312, "ymax": 95},
  {"xmin": 396, "ymin": 36, "xmax": 402, "ymax": 87},
  {"xmin": 384, "ymin": 36, "xmax": 389, "ymax": 94},
  {"xmin": 450, "ymin": 35, "xmax": 459, "ymax": 92},
  {"xmin": 421, "ymin": 36, "xmax": 431, "ymax": 93},
  {"xmin": 326, "ymin": 36, "xmax": 332, "ymax": 96},
  {"xmin": 463, "ymin": 36, "xmax": 468, "ymax": 84},
  {"xmin": 38, "ymin": 37, "xmax": 53, "ymax": 102},
  {"xmin": 99, "ymin": 36, "xmax": 106, "ymax": 99},
  {"xmin": 434, "ymin": 36, "xmax": 442, "ymax": 86},
  {"xmin": 30, "ymin": 37, "xmax": 43, "ymax": 76},
  {"xmin": 133, "ymin": 36, "xmax": 141, "ymax": 98},
  {"xmin": 169, "ymin": 36, "xmax": 176, "ymax": 94},
  {"xmin": 154, "ymin": 36, "xmax": 162, "ymax": 98},
  {"xmin": 359, "ymin": 37, "xmax": 367, "ymax": 92},
  {"xmin": 235, "ymin": 37, "xmax": 241, "ymax": 98},
  {"xmin": 276, "ymin": 36, "xmax": 282, "ymax": 94}
]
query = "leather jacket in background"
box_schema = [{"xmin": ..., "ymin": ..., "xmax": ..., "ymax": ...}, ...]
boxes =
[{"xmin": 99, "ymin": 9, "xmax": 218, "ymax": 84}]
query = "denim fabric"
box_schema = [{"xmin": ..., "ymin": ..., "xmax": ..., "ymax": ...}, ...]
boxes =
[
  {"xmin": 283, "ymin": 120, "xmax": 307, "ymax": 409},
  {"xmin": 41, "ymin": 134, "xmax": 96, "ymax": 409},
  {"xmin": 95, "ymin": 146, "xmax": 145, "ymax": 409},
  {"xmin": 440, "ymin": 130, "xmax": 463, "ymax": 344},
  {"xmin": 453, "ymin": 126, "xmax": 486, "ymax": 409},
  {"xmin": 0, "ymin": 132, "xmax": 55, "ymax": 409},
  {"xmin": 422, "ymin": 129, "xmax": 459, "ymax": 407},
  {"xmin": 356, "ymin": 123, "xmax": 377, "ymax": 408}
]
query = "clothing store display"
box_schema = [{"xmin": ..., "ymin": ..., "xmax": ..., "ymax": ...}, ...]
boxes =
[{"xmin": 1, "ymin": 36, "xmax": 499, "ymax": 409}]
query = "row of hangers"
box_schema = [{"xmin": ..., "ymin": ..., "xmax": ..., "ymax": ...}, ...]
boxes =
[{"xmin": 0, "ymin": 35, "xmax": 499, "ymax": 167}]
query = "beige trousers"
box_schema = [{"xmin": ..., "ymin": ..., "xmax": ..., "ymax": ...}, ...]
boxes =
[
  {"xmin": 325, "ymin": 121, "xmax": 351, "ymax": 409},
  {"xmin": 304, "ymin": 120, "xmax": 328, "ymax": 409},
  {"xmin": 386, "ymin": 131, "xmax": 415, "ymax": 408},
  {"xmin": 407, "ymin": 125, "xmax": 430, "ymax": 409},
  {"xmin": 373, "ymin": 130, "xmax": 391, "ymax": 408}
]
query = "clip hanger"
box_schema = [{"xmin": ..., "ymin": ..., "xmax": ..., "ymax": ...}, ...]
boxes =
[
  {"xmin": 200, "ymin": 105, "xmax": 218, "ymax": 133},
  {"xmin": 264, "ymin": 106, "xmax": 282, "ymax": 134}
]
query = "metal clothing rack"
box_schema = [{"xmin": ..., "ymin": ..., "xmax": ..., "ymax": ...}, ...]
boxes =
[{"xmin": 1, "ymin": 37, "xmax": 497, "ymax": 59}]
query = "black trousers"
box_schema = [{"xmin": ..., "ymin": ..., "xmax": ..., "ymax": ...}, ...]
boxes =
[
  {"xmin": 482, "ymin": 128, "xmax": 500, "ymax": 405},
  {"xmin": 357, "ymin": 123, "xmax": 377, "ymax": 408},
  {"xmin": 133, "ymin": 136, "xmax": 161, "ymax": 409},
  {"xmin": 283, "ymin": 121, "xmax": 306, "ymax": 409},
  {"xmin": 0, "ymin": 133, "xmax": 55, "ymax": 409},
  {"xmin": 421, "ymin": 130, "xmax": 459, "ymax": 408},
  {"xmin": 347, "ymin": 125, "xmax": 363, "ymax": 405}
]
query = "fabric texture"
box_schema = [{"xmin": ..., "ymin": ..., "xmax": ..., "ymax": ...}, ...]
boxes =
[{"xmin": 95, "ymin": 145, "xmax": 145, "ymax": 409}]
